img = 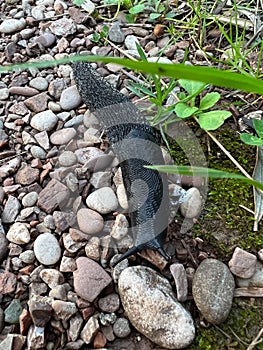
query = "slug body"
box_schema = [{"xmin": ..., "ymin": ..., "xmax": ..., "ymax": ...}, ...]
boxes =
[{"xmin": 73, "ymin": 62, "xmax": 169, "ymax": 266}]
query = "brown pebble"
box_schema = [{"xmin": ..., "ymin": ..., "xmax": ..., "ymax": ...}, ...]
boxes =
[
  {"xmin": 81, "ymin": 306, "xmax": 95, "ymax": 321},
  {"xmin": 93, "ymin": 331, "xmax": 107, "ymax": 349},
  {"xmin": 9, "ymin": 86, "xmax": 39, "ymax": 96},
  {"xmin": 0, "ymin": 271, "xmax": 17, "ymax": 294},
  {"xmin": 19, "ymin": 309, "xmax": 32, "ymax": 335}
]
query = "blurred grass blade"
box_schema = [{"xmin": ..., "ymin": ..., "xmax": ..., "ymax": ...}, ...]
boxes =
[
  {"xmin": 1, "ymin": 55, "xmax": 263, "ymax": 95},
  {"xmin": 253, "ymin": 146, "xmax": 263, "ymax": 230},
  {"xmin": 145, "ymin": 165, "xmax": 263, "ymax": 191}
]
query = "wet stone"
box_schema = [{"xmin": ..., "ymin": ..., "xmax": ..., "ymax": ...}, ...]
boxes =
[{"xmin": 192, "ymin": 259, "xmax": 235, "ymax": 324}]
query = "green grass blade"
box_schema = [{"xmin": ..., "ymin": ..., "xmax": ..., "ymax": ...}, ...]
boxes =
[
  {"xmin": 1, "ymin": 55, "xmax": 263, "ymax": 95},
  {"xmin": 145, "ymin": 165, "xmax": 263, "ymax": 191}
]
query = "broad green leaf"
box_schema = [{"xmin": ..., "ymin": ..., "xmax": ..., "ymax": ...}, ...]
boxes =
[
  {"xmin": 2, "ymin": 56, "xmax": 263, "ymax": 96},
  {"xmin": 240, "ymin": 133, "xmax": 263, "ymax": 146},
  {"xmin": 199, "ymin": 92, "xmax": 220, "ymax": 110},
  {"xmin": 253, "ymin": 119, "xmax": 263, "ymax": 139},
  {"xmin": 174, "ymin": 102, "xmax": 198, "ymax": 118},
  {"xmin": 129, "ymin": 4, "xmax": 145, "ymax": 14},
  {"xmin": 73, "ymin": 0, "xmax": 85, "ymax": 6},
  {"xmin": 145, "ymin": 165, "xmax": 263, "ymax": 191},
  {"xmin": 198, "ymin": 110, "xmax": 232, "ymax": 130},
  {"xmin": 178, "ymin": 79, "xmax": 206, "ymax": 95},
  {"xmin": 149, "ymin": 13, "xmax": 161, "ymax": 20}
]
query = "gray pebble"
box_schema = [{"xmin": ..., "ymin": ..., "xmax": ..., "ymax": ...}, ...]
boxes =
[
  {"xmin": 22, "ymin": 191, "xmax": 38, "ymax": 207},
  {"xmin": 4, "ymin": 299, "xmax": 22, "ymax": 324},
  {"xmin": 34, "ymin": 233, "xmax": 61, "ymax": 265},
  {"xmin": 30, "ymin": 110, "xmax": 58, "ymax": 131},
  {"xmin": 58, "ymin": 151, "xmax": 77, "ymax": 167},
  {"xmin": 0, "ymin": 88, "xmax": 9, "ymax": 100},
  {"xmin": 1, "ymin": 195, "xmax": 21, "ymax": 223},
  {"xmin": 19, "ymin": 250, "xmax": 35, "ymax": 264},
  {"xmin": 60, "ymin": 86, "xmax": 82, "ymax": 111},
  {"xmin": 108, "ymin": 22, "xmax": 125, "ymax": 43},
  {"xmin": 124, "ymin": 35, "xmax": 139, "ymax": 50},
  {"xmin": 64, "ymin": 115, "xmax": 84, "ymax": 127},
  {"xmin": 113, "ymin": 317, "xmax": 131, "ymax": 338},
  {"xmin": 180, "ymin": 187, "xmax": 202, "ymax": 218},
  {"xmin": 29, "ymin": 77, "xmax": 49, "ymax": 91},
  {"xmin": 0, "ymin": 18, "xmax": 26, "ymax": 34},
  {"xmin": 30, "ymin": 145, "xmax": 47, "ymax": 159}
]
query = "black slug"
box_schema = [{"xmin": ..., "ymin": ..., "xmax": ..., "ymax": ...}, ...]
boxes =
[{"xmin": 73, "ymin": 62, "xmax": 169, "ymax": 266}]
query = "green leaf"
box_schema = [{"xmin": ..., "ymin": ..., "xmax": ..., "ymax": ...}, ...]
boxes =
[
  {"xmin": 174, "ymin": 102, "xmax": 198, "ymax": 118},
  {"xmin": 90, "ymin": 33, "xmax": 100, "ymax": 43},
  {"xmin": 135, "ymin": 42, "xmax": 148, "ymax": 62},
  {"xmin": 240, "ymin": 133, "xmax": 263, "ymax": 146},
  {"xmin": 253, "ymin": 119, "xmax": 263, "ymax": 139},
  {"xmin": 73, "ymin": 0, "xmax": 85, "ymax": 6},
  {"xmin": 253, "ymin": 146, "xmax": 263, "ymax": 230},
  {"xmin": 145, "ymin": 165, "xmax": 263, "ymax": 191},
  {"xmin": 129, "ymin": 4, "xmax": 145, "ymax": 14},
  {"xmin": 199, "ymin": 92, "xmax": 220, "ymax": 110},
  {"xmin": 149, "ymin": 13, "xmax": 161, "ymax": 20},
  {"xmin": 3, "ymin": 57, "xmax": 263, "ymax": 96},
  {"xmin": 178, "ymin": 79, "xmax": 206, "ymax": 95},
  {"xmin": 198, "ymin": 110, "xmax": 232, "ymax": 130}
]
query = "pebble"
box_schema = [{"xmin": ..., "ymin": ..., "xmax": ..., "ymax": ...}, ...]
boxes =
[
  {"xmin": 180, "ymin": 187, "xmax": 202, "ymax": 218},
  {"xmin": 60, "ymin": 256, "xmax": 77, "ymax": 272},
  {"xmin": 4, "ymin": 299, "xmax": 22, "ymax": 324},
  {"xmin": 30, "ymin": 110, "xmax": 58, "ymax": 131},
  {"xmin": 110, "ymin": 213, "xmax": 128, "ymax": 240},
  {"xmin": 0, "ymin": 235, "xmax": 8, "ymax": 263},
  {"xmin": 113, "ymin": 317, "xmax": 131, "ymax": 338},
  {"xmin": 19, "ymin": 250, "xmax": 35, "ymax": 264},
  {"xmin": 98, "ymin": 293, "xmax": 120, "ymax": 313},
  {"xmin": 40, "ymin": 268, "xmax": 64, "ymax": 288},
  {"xmin": 34, "ymin": 131, "xmax": 49, "ymax": 151},
  {"xmin": 236, "ymin": 261, "xmax": 263, "ymax": 287},
  {"xmin": 0, "ymin": 18, "xmax": 26, "ymax": 34},
  {"xmin": 35, "ymin": 33, "xmax": 56, "ymax": 47},
  {"xmin": 80, "ymin": 315, "xmax": 99, "ymax": 344},
  {"xmin": 37, "ymin": 178, "xmax": 70, "ymax": 214},
  {"xmin": 50, "ymin": 128, "xmax": 77, "ymax": 145},
  {"xmin": 86, "ymin": 187, "xmax": 119, "ymax": 214},
  {"xmin": 77, "ymin": 208, "xmax": 104, "ymax": 235},
  {"xmin": 90, "ymin": 171, "xmax": 112, "ymax": 188},
  {"xmin": 73, "ymin": 257, "xmax": 112, "ymax": 302},
  {"xmin": 68, "ymin": 314, "xmax": 83, "ymax": 342},
  {"xmin": 108, "ymin": 22, "xmax": 125, "ymax": 43},
  {"xmin": 0, "ymin": 334, "xmax": 25, "ymax": 350},
  {"xmin": 192, "ymin": 259, "xmax": 235, "ymax": 324},
  {"xmin": 118, "ymin": 266, "xmax": 195, "ymax": 349},
  {"xmin": 116, "ymin": 184, "xmax": 129, "ymax": 210},
  {"xmin": 83, "ymin": 127, "xmax": 101, "ymax": 144},
  {"xmin": 52, "ymin": 300, "xmax": 77, "ymax": 321},
  {"xmin": 29, "ymin": 77, "xmax": 48, "ymax": 91},
  {"xmin": 58, "ymin": 151, "xmax": 77, "ymax": 166},
  {"xmin": 85, "ymin": 236, "xmax": 100, "ymax": 261},
  {"xmin": 15, "ymin": 164, "xmax": 40, "ymax": 185},
  {"xmin": 30, "ymin": 145, "xmax": 47, "ymax": 159},
  {"xmin": 50, "ymin": 18, "xmax": 76, "ymax": 36},
  {"xmin": 24, "ymin": 92, "xmax": 49, "ymax": 113},
  {"xmin": 0, "ymin": 271, "xmax": 17, "ymax": 294},
  {"xmin": 170, "ymin": 263, "xmax": 188, "ymax": 302},
  {"xmin": 60, "ymin": 86, "xmax": 82, "ymax": 110},
  {"xmin": 124, "ymin": 35, "xmax": 139, "ymax": 50},
  {"xmin": 34, "ymin": 233, "xmax": 61, "ymax": 265},
  {"xmin": 0, "ymin": 88, "xmax": 9, "ymax": 100},
  {"xmin": 6, "ymin": 222, "xmax": 30, "ymax": 244},
  {"xmin": 1, "ymin": 195, "xmax": 21, "ymax": 223},
  {"xmin": 228, "ymin": 247, "xmax": 257, "ymax": 278},
  {"xmin": 9, "ymin": 86, "xmax": 39, "ymax": 96},
  {"xmin": 22, "ymin": 192, "xmax": 38, "ymax": 207},
  {"xmin": 49, "ymin": 283, "xmax": 71, "ymax": 300},
  {"xmin": 99, "ymin": 312, "xmax": 117, "ymax": 326},
  {"xmin": 0, "ymin": 157, "xmax": 21, "ymax": 178},
  {"xmin": 28, "ymin": 295, "xmax": 53, "ymax": 327}
]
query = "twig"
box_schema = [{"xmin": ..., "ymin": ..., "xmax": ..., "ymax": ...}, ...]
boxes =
[{"xmin": 246, "ymin": 327, "xmax": 263, "ymax": 350}]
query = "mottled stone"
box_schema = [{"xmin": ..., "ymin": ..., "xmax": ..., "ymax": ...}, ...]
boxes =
[
  {"xmin": 24, "ymin": 92, "xmax": 49, "ymax": 113},
  {"xmin": 236, "ymin": 261, "xmax": 263, "ymax": 288},
  {"xmin": 80, "ymin": 315, "xmax": 99, "ymax": 344},
  {"xmin": 52, "ymin": 300, "xmax": 77, "ymax": 321},
  {"xmin": 0, "ymin": 235, "xmax": 8, "ymax": 263},
  {"xmin": 118, "ymin": 266, "xmax": 195, "ymax": 349},
  {"xmin": 170, "ymin": 263, "xmax": 188, "ymax": 302},
  {"xmin": 73, "ymin": 257, "xmax": 112, "ymax": 302},
  {"xmin": 69, "ymin": 313, "xmax": 83, "ymax": 342},
  {"xmin": 58, "ymin": 151, "xmax": 77, "ymax": 166},
  {"xmin": 38, "ymin": 178, "xmax": 70, "ymax": 214},
  {"xmin": 6, "ymin": 222, "xmax": 30, "ymax": 244},
  {"xmin": 0, "ymin": 18, "xmax": 26, "ymax": 34},
  {"xmin": 0, "ymin": 334, "xmax": 25, "ymax": 350},
  {"xmin": 30, "ymin": 145, "xmax": 47, "ymax": 159},
  {"xmin": 77, "ymin": 208, "xmax": 104, "ymax": 235},
  {"xmin": 30, "ymin": 110, "xmax": 58, "ymax": 131},
  {"xmin": 90, "ymin": 171, "xmax": 112, "ymax": 188},
  {"xmin": 15, "ymin": 164, "xmax": 39, "ymax": 185},
  {"xmin": 50, "ymin": 18, "xmax": 76, "ymax": 36},
  {"xmin": 228, "ymin": 247, "xmax": 257, "ymax": 278},
  {"xmin": 98, "ymin": 293, "xmax": 120, "ymax": 313},
  {"xmin": 1, "ymin": 195, "xmax": 21, "ymax": 223},
  {"xmin": 4, "ymin": 299, "xmax": 22, "ymax": 324},
  {"xmin": 110, "ymin": 213, "xmax": 128, "ymax": 240},
  {"xmin": 34, "ymin": 233, "xmax": 61, "ymax": 265},
  {"xmin": 113, "ymin": 317, "xmax": 131, "ymax": 338},
  {"xmin": 40, "ymin": 268, "xmax": 64, "ymax": 288},
  {"xmin": 28, "ymin": 295, "xmax": 53, "ymax": 327},
  {"xmin": 60, "ymin": 256, "xmax": 77, "ymax": 272},
  {"xmin": 192, "ymin": 259, "xmax": 235, "ymax": 324},
  {"xmin": 0, "ymin": 157, "xmax": 21, "ymax": 178},
  {"xmin": 86, "ymin": 187, "xmax": 119, "ymax": 214},
  {"xmin": 85, "ymin": 236, "xmax": 100, "ymax": 261},
  {"xmin": 0, "ymin": 271, "xmax": 17, "ymax": 294}
]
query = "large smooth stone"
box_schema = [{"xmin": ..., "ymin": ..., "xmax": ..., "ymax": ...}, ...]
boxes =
[
  {"xmin": 118, "ymin": 266, "xmax": 195, "ymax": 349},
  {"xmin": 192, "ymin": 259, "xmax": 235, "ymax": 324}
]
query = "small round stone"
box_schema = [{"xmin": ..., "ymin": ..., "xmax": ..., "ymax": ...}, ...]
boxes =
[
  {"xmin": 86, "ymin": 187, "xmax": 119, "ymax": 214},
  {"xmin": 30, "ymin": 145, "xmax": 46, "ymax": 159},
  {"xmin": 77, "ymin": 208, "xmax": 104, "ymax": 235},
  {"xmin": 19, "ymin": 250, "xmax": 35, "ymax": 264},
  {"xmin": 60, "ymin": 86, "xmax": 82, "ymax": 110},
  {"xmin": 6, "ymin": 222, "xmax": 30, "ymax": 244},
  {"xmin": 113, "ymin": 317, "xmax": 131, "ymax": 338},
  {"xmin": 22, "ymin": 192, "xmax": 38, "ymax": 207},
  {"xmin": 180, "ymin": 187, "xmax": 202, "ymax": 218},
  {"xmin": 0, "ymin": 18, "xmax": 26, "ymax": 34},
  {"xmin": 50, "ymin": 128, "xmax": 77, "ymax": 145},
  {"xmin": 30, "ymin": 110, "xmax": 58, "ymax": 131},
  {"xmin": 0, "ymin": 88, "xmax": 9, "ymax": 100},
  {"xmin": 29, "ymin": 77, "xmax": 49, "ymax": 91},
  {"xmin": 34, "ymin": 233, "xmax": 61, "ymax": 265},
  {"xmin": 58, "ymin": 151, "xmax": 77, "ymax": 166}
]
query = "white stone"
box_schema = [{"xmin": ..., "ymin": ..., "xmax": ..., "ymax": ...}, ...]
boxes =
[
  {"xmin": 7, "ymin": 222, "xmax": 30, "ymax": 244},
  {"xmin": 110, "ymin": 214, "xmax": 128, "ymax": 240},
  {"xmin": 118, "ymin": 266, "xmax": 195, "ymax": 349},
  {"xmin": 30, "ymin": 110, "xmax": 58, "ymax": 131},
  {"xmin": 86, "ymin": 187, "xmax": 119, "ymax": 214},
  {"xmin": 34, "ymin": 233, "xmax": 61, "ymax": 265},
  {"xmin": 0, "ymin": 18, "xmax": 26, "ymax": 34},
  {"xmin": 180, "ymin": 187, "xmax": 202, "ymax": 218}
]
